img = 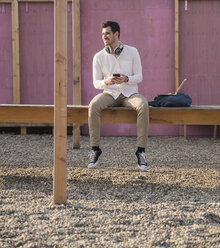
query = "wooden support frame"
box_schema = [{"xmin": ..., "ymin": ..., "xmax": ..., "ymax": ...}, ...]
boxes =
[
  {"xmin": 54, "ymin": 0, "xmax": 67, "ymax": 204},
  {"xmin": 175, "ymin": 0, "xmax": 179, "ymax": 92},
  {"xmin": 12, "ymin": 0, "xmax": 27, "ymax": 134},
  {"xmin": 11, "ymin": 0, "xmax": 20, "ymax": 104},
  {"xmin": 2, "ymin": 0, "xmax": 219, "ymax": 205}
]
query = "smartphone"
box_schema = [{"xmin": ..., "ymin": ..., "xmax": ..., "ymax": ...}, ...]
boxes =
[{"xmin": 113, "ymin": 73, "xmax": 120, "ymax": 77}]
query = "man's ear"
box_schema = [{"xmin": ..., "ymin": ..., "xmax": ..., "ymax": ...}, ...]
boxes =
[{"xmin": 114, "ymin": 31, "xmax": 119, "ymax": 38}]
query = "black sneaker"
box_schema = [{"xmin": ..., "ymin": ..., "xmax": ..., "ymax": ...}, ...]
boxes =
[
  {"xmin": 88, "ymin": 149, "xmax": 102, "ymax": 168},
  {"xmin": 135, "ymin": 151, "xmax": 148, "ymax": 171}
]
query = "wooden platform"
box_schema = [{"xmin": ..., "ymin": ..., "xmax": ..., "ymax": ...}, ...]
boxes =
[{"xmin": 0, "ymin": 104, "xmax": 220, "ymax": 126}]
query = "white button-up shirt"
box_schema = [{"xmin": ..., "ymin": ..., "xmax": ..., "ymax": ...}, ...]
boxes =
[{"xmin": 93, "ymin": 45, "xmax": 143, "ymax": 99}]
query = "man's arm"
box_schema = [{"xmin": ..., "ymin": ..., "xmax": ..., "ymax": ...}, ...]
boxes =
[
  {"xmin": 92, "ymin": 55, "xmax": 106, "ymax": 89},
  {"xmin": 126, "ymin": 48, "xmax": 143, "ymax": 85}
]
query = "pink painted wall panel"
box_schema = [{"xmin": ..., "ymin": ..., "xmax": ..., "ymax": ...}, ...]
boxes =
[
  {"xmin": 19, "ymin": 3, "xmax": 73, "ymax": 104},
  {"xmin": 19, "ymin": 3, "xmax": 54, "ymax": 104},
  {"xmin": 179, "ymin": 0, "xmax": 220, "ymax": 137},
  {"xmin": 179, "ymin": 0, "xmax": 220, "ymax": 105},
  {"xmin": 80, "ymin": 0, "xmax": 176, "ymax": 136},
  {"xmin": 0, "ymin": 4, "xmax": 13, "ymax": 104}
]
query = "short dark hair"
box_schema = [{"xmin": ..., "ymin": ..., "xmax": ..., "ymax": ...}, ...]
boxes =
[{"xmin": 101, "ymin": 21, "xmax": 120, "ymax": 38}]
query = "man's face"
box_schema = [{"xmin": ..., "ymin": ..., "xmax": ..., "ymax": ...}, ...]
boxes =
[{"xmin": 102, "ymin": 26, "xmax": 118, "ymax": 46}]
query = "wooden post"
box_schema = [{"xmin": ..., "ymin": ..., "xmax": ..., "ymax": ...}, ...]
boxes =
[
  {"xmin": 54, "ymin": 0, "xmax": 67, "ymax": 204},
  {"xmin": 21, "ymin": 127, "xmax": 27, "ymax": 134},
  {"xmin": 175, "ymin": 0, "xmax": 179, "ymax": 92},
  {"xmin": 12, "ymin": 0, "xmax": 20, "ymax": 104},
  {"xmin": 213, "ymin": 125, "xmax": 217, "ymax": 139},
  {"xmin": 184, "ymin": 124, "xmax": 187, "ymax": 138},
  {"xmin": 12, "ymin": 0, "xmax": 27, "ymax": 135},
  {"xmin": 175, "ymin": 0, "xmax": 185, "ymax": 136},
  {"xmin": 72, "ymin": 0, "xmax": 82, "ymax": 149}
]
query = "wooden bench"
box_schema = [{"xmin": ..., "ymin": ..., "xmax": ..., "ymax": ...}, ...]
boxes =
[{"xmin": 0, "ymin": 104, "xmax": 219, "ymax": 144}]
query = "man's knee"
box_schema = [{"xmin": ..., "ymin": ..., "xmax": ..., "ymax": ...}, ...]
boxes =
[
  {"xmin": 89, "ymin": 96, "xmax": 105, "ymax": 114},
  {"xmin": 136, "ymin": 100, "xmax": 148, "ymax": 112},
  {"xmin": 89, "ymin": 100, "xmax": 99, "ymax": 113}
]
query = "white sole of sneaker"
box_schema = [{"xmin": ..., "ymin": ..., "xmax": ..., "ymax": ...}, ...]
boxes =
[
  {"xmin": 138, "ymin": 164, "xmax": 148, "ymax": 171},
  {"xmin": 88, "ymin": 161, "xmax": 99, "ymax": 169}
]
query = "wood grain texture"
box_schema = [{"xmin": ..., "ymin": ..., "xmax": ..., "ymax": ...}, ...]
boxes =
[
  {"xmin": 0, "ymin": 105, "xmax": 220, "ymax": 125},
  {"xmin": 54, "ymin": 0, "xmax": 67, "ymax": 204}
]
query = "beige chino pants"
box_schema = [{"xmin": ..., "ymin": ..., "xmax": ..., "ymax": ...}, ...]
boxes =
[{"xmin": 88, "ymin": 93, "xmax": 149, "ymax": 148}]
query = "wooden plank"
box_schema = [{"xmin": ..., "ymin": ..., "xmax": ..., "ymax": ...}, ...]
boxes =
[
  {"xmin": 149, "ymin": 108, "xmax": 220, "ymax": 125},
  {"xmin": 11, "ymin": 0, "xmax": 20, "ymax": 104},
  {"xmin": 0, "ymin": 122, "xmax": 54, "ymax": 127},
  {"xmin": 1, "ymin": 105, "xmax": 220, "ymax": 125},
  {"xmin": 0, "ymin": 105, "xmax": 54, "ymax": 123},
  {"xmin": 54, "ymin": 0, "xmax": 67, "ymax": 204},
  {"xmin": 175, "ymin": 0, "xmax": 179, "ymax": 92},
  {"xmin": 0, "ymin": 0, "xmax": 12, "ymax": 3},
  {"xmin": 72, "ymin": 0, "xmax": 81, "ymax": 148}
]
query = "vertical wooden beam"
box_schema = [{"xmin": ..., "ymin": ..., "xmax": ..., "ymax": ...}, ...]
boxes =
[
  {"xmin": 12, "ymin": 0, "xmax": 26, "ymax": 135},
  {"xmin": 54, "ymin": 0, "xmax": 67, "ymax": 204},
  {"xmin": 175, "ymin": 0, "xmax": 179, "ymax": 92},
  {"xmin": 12, "ymin": 0, "xmax": 20, "ymax": 104},
  {"xmin": 213, "ymin": 125, "xmax": 217, "ymax": 139},
  {"xmin": 175, "ymin": 0, "xmax": 185, "ymax": 136},
  {"xmin": 72, "ymin": 0, "xmax": 81, "ymax": 149},
  {"xmin": 21, "ymin": 127, "xmax": 27, "ymax": 135},
  {"xmin": 184, "ymin": 124, "xmax": 187, "ymax": 138}
]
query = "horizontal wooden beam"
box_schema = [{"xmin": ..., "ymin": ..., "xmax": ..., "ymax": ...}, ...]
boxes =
[{"xmin": 0, "ymin": 104, "xmax": 220, "ymax": 125}]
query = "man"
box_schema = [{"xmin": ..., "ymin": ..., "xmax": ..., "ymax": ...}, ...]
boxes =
[{"xmin": 88, "ymin": 21, "xmax": 149, "ymax": 170}]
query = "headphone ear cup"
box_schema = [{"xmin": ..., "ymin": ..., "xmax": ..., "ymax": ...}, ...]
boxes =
[
  {"xmin": 114, "ymin": 43, "xmax": 124, "ymax": 55},
  {"xmin": 105, "ymin": 46, "xmax": 111, "ymax": 54},
  {"xmin": 114, "ymin": 47, "xmax": 122, "ymax": 55}
]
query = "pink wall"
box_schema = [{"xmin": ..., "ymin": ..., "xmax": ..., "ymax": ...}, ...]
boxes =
[
  {"xmin": 0, "ymin": 1, "xmax": 220, "ymax": 136},
  {"xmin": 179, "ymin": 0, "xmax": 220, "ymax": 105},
  {"xmin": 19, "ymin": 2, "xmax": 73, "ymax": 104},
  {"xmin": 0, "ymin": 4, "xmax": 13, "ymax": 104},
  {"xmin": 179, "ymin": 0, "xmax": 220, "ymax": 136}
]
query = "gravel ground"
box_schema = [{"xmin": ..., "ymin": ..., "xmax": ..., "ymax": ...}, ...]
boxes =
[{"xmin": 0, "ymin": 134, "xmax": 220, "ymax": 247}]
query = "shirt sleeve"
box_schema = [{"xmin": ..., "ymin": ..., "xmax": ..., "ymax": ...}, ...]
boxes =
[
  {"xmin": 92, "ymin": 54, "xmax": 106, "ymax": 89},
  {"xmin": 127, "ymin": 48, "xmax": 143, "ymax": 85}
]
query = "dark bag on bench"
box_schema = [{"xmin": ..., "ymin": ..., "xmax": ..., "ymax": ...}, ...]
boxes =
[{"xmin": 149, "ymin": 93, "xmax": 192, "ymax": 107}]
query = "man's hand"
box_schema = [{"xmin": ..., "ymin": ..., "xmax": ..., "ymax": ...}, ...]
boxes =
[{"xmin": 104, "ymin": 74, "xmax": 126, "ymax": 85}]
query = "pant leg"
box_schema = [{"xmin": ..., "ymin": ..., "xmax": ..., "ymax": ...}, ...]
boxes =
[
  {"xmin": 121, "ymin": 93, "xmax": 149, "ymax": 149},
  {"xmin": 88, "ymin": 93, "xmax": 117, "ymax": 147}
]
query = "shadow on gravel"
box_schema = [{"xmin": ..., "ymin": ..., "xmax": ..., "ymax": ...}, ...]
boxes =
[
  {"xmin": 67, "ymin": 168, "xmax": 220, "ymax": 205},
  {"xmin": 1, "ymin": 166, "xmax": 219, "ymax": 205},
  {"xmin": 1, "ymin": 174, "xmax": 53, "ymax": 195}
]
